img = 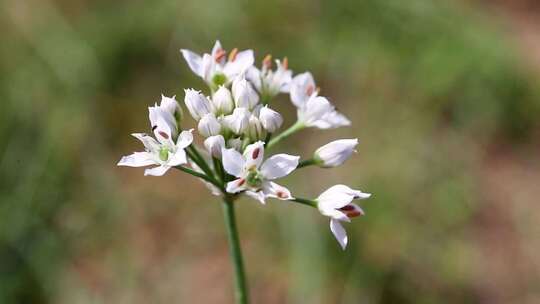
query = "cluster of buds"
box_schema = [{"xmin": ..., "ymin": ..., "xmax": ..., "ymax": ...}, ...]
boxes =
[{"xmin": 118, "ymin": 41, "xmax": 371, "ymax": 249}]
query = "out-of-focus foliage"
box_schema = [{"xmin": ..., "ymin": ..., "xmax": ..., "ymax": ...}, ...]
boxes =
[{"xmin": 1, "ymin": 0, "xmax": 539, "ymax": 303}]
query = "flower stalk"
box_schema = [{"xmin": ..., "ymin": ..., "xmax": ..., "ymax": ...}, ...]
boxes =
[
  {"xmin": 267, "ymin": 121, "xmax": 305, "ymax": 148},
  {"xmin": 222, "ymin": 196, "xmax": 249, "ymax": 304}
]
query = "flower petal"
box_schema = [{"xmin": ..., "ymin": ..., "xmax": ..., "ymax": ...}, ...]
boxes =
[
  {"xmin": 144, "ymin": 165, "xmax": 170, "ymax": 176},
  {"xmin": 245, "ymin": 190, "xmax": 266, "ymax": 204},
  {"xmin": 222, "ymin": 148, "xmax": 246, "ymax": 177},
  {"xmin": 117, "ymin": 152, "xmax": 155, "ymax": 167},
  {"xmin": 290, "ymin": 72, "xmax": 316, "ymax": 107},
  {"xmin": 260, "ymin": 154, "xmax": 299, "ymax": 180},
  {"xmin": 131, "ymin": 133, "xmax": 160, "ymax": 152},
  {"xmin": 226, "ymin": 178, "xmax": 247, "ymax": 193},
  {"xmin": 330, "ymin": 219, "xmax": 348, "ymax": 250},
  {"xmin": 243, "ymin": 141, "xmax": 265, "ymax": 170},
  {"xmin": 180, "ymin": 49, "xmax": 203, "ymax": 77},
  {"xmin": 167, "ymin": 149, "xmax": 187, "ymax": 167},
  {"xmin": 262, "ymin": 181, "xmax": 293, "ymax": 200},
  {"xmin": 224, "ymin": 49, "xmax": 254, "ymax": 77},
  {"xmin": 176, "ymin": 129, "xmax": 194, "ymax": 149}
]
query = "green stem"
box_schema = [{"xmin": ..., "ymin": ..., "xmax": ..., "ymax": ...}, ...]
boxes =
[
  {"xmin": 291, "ymin": 197, "xmax": 318, "ymax": 207},
  {"xmin": 297, "ymin": 158, "xmax": 320, "ymax": 169},
  {"xmin": 267, "ymin": 121, "xmax": 305, "ymax": 149},
  {"xmin": 222, "ymin": 196, "xmax": 249, "ymax": 304},
  {"xmin": 175, "ymin": 166, "xmax": 217, "ymax": 186}
]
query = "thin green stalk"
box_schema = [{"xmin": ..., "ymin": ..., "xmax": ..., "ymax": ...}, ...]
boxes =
[
  {"xmin": 267, "ymin": 121, "xmax": 305, "ymax": 149},
  {"xmin": 291, "ymin": 197, "xmax": 318, "ymax": 207},
  {"xmin": 297, "ymin": 158, "xmax": 320, "ymax": 169},
  {"xmin": 175, "ymin": 166, "xmax": 217, "ymax": 186},
  {"xmin": 222, "ymin": 196, "xmax": 249, "ymax": 304}
]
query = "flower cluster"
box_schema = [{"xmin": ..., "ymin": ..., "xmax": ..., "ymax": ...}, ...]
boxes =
[{"xmin": 118, "ymin": 41, "xmax": 371, "ymax": 249}]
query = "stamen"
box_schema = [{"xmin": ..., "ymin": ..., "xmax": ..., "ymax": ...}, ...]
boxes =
[
  {"xmin": 282, "ymin": 57, "xmax": 288, "ymax": 70},
  {"xmin": 158, "ymin": 131, "xmax": 169, "ymax": 139},
  {"xmin": 228, "ymin": 48, "xmax": 238, "ymax": 62},
  {"xmin": 252, "ymin": 148, "xmax": 260, "ymax": 159},
  {"xmin": 214, "ymin": 48, "xmax": 226, "ymax": 62},
  {"xmin": 262, "ymin": 54, "xmax": 272, "ymax": 69}
]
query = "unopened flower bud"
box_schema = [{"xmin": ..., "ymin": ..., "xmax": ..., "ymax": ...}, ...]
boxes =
[
  {"xmin": 212, "ymin": 86, "xmax": 234, "ymax": 115},
  {"xmin": 184, "ymin": 89, "xmax": 212, "ymax": 120},
  {"xmin": 223, "ymin": 108, "xmax": 250, "ymax": 134},
  {"xmin": 232, "ymin": 77, "xmax": 259, "ymax": 109},
  {"xmin": 247, "ymin": 115, "xmax": 266, "ymax": 141},
  {"xmin": 160, "ymin": 95, "xmax": 183, "ymax": 126},
  {"xmin": 198, "ymin": 113, "xmax": 221, "ymax": 137},
  {"xmin": 204, "ymin": 135, "xmax": 225, "ymax": 158},
  {"xmin": 314, "ymin": 139, "xmax": 358, "ymax": 168},
  {"xmin": 259, "ymin": 106, "xmax": 283, "ymax": 133}
]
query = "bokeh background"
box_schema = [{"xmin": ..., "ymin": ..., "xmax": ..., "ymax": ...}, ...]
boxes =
[{"xmin": 2, "ymin": 0, "xmax": 540, "ymax": 303}]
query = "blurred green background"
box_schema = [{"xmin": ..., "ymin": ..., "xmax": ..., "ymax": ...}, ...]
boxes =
[{"xmin": 2, "ymin": 0, "xmax": 540, "ymax": 303}]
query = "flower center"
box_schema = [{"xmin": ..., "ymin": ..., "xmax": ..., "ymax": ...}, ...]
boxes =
[
  {"xmin": 158, "ymin": 147, "xmax": 169, "ymax": 162},
  {"xmin": 246, "ymin": 170, "xmax": 263, "ymax": 188},
  {"xmin": 212, "ymin": 73, "xmax": 227, "ymax": 87}
]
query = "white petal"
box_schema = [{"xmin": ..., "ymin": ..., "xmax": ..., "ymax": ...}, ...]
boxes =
[
  {"xmin": 262, "ymin": 181, "xmax": 293, "ymax": 200},
  {"xmin": 243, "ymin": 141, "xmax": 265, "ymax": 170},
  {"xmin": 245, "ymin": 190, "xmax": 266, "ymax": 204},
  {"xmin": 117, "ymin": 152, "xmax": 155, "ymax": 167},
  {"xmin": 144, "ymin": 165, "xmax": 170, "ymax": 176},
  {"xmin": 317, "ymin": 184, "xmax": 370, "ymax": 211},
  {"xmin": 167, "ymin": 149, "xmax": 187, "ymax": 167},
  {"xmin": 260, "ymin": 154, "xmax": 299, "ymax": 180},
  {"xmin": 180, "ymin": 49, "xmax": 203, "ymax": 77},
  {"xmin": 176, "ymin": 129, "xmax": 194, "ymax": 149},
  {"xmin": 290, "ymin": 72, "xmax": 316, "ymax": 107},
  {"xmin": 315, "ymin": 138, "xmax": 358, "ymax": 167},
  {"xmin": 221, "ymin": 148, "xmax": 246, "ymax": 177},
  {"xmin": 298, "ymin": 96, "xmax": 333, "ymax": 126},
  {"xmin": 131, "ymin": 133, "xmax": 160, "ymax": 151},
  {"xmin": 226, "ymin": 178, "xmax": 247, "ymax": 193},
  {"xmin": 224, "ymin": 49, "xmax": 254, "ymax": 77},
  {"xmin": 330, "ymin": 219, "xmax": 348, "ymax": 250},
  {"xmin": 211, "ymin": 40, "xmax": 224, "ymax": 62}
]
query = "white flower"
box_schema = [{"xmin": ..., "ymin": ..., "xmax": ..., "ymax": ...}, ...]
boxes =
[
  {"xmin": 258, "ymin": 105, "xmax": 283, "ymax": 133},
  {"xmin": 222, "ymin": 141, "xmax": 299, "ymax": 204},
  {"xmin": 297, "ymin": 95, "xmax": 351, "ymax": 129},
  {"xmin": 247, "ymin": 56, "xmax": 292, "ymax": 98},
  {"xmin": 184, "ymin": 89, "xmax": 213, "ymax": 121},
  {"xmin": 317, "ymin": 185, "xmax": 371, "ymax": 249},
  {"xmin": 198, "ymin": 113, "xmax": 222, "ymax": 137},
  {"xmin": 314, "ymin": 139, "xmax": 358, "ymax": 167},
  {"xmin": 118, "ymin": 122, "xmax": 193, "ymax": 177},
  {"xmin": 232, "ymin": 77, "xmax": 259, "ymax": 109},
  {"xmin": 149, "ymin": 95, "xmax": 181, "ymax": 139},
  {"xmin": 223, "ymin": 108, "xmax": 250, "ymax": 134},
  {"xmin": 290, "ymin": 72, "xmax": 350, "ymax": 129},
  {"xmin": 212, "ymin": 85, "xmax": 235, "ymax": 115},
  {"xmin": 180, "ymin": 41, "xmax": 254, "ymax": 88},
  {"xmin": 204, "ymin": 135, "xmax": 225, "ymax": 158}
]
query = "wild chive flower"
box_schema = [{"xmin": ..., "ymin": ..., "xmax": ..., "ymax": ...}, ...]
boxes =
[
  {"xmin": 316, "ymin": 185, "xmax": 371, "ymax": 249},
  {"xmin": 314, "ymin": 139, "xmax": 359, "ymax": 167},
  {"xmin": 247, "ymin": 55, "xmax": 292, "ymax": 100},
  {"xmin": 120, "ymin": 41, "xmax": 373, "ymax": 304},
  {"xmin": 181, "ymin": 41, "xmax": 254, "ymax": 90},
  {"xmin": 222, "ymin": 141, "xmax": 299, "ymax": 204}
]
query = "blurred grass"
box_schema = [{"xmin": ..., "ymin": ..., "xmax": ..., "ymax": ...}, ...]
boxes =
[{"xmin": 1, "ymin": 0, "xmax": 539, "ymax": 303}]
